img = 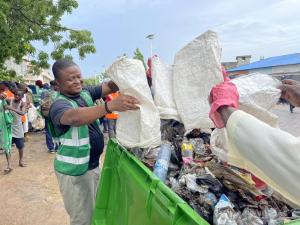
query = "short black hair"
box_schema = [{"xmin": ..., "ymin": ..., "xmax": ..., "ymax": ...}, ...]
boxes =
[
  {"xmin": 52, "ymin": 59, "xmax": 78, "ymax": 79},
  {"xmin": 50, "ymin": 80, "xmax": 57, "ymax": 87},
  {"xmin": 0, "ymin": 81, "xmax": 10, "ymax": 88}
]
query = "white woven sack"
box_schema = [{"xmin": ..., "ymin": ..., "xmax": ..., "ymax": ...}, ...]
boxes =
[
  {"xmin": 151, "ymin": 56, "xmax": 180, "ymax": 121},
  {"xmin": 173, "ymin": 30, "xmax": 223, "ymax": 131},
  {"xmin": 232, "ymin": 73, "xmax": 281, "ymax": 127},
  {"xmin": 106, "ymin": 57, "xmax": 161, "ymax": 148}
]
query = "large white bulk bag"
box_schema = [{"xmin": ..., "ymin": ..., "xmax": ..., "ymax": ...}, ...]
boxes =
[
  {"xmin": 173, "ymin": 30, "xmax": 224, "ymax": 131},
  {"xmin": 151, "ymin": 56, "xmax": 180, "ymax": 121},
  {"xmin": 106, "ymin": 57, "xmax": 161, "ymax": 148}
]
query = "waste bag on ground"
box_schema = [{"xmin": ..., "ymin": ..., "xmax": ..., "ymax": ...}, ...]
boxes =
[
  {"xmin": 27, "ymin": 105, "xmax": 38, "ymax": 123},
  {"xmin": 31, "ymin": 112, "xmax": 45, "ymax": 130},
  {"xmin": 173, "ymin": 30, "xmax": 224, "ymax": 132},
  {"xmin": 106, "ymin": 57, "xmax": 161, "ymax": 148},
  {"xmin": 151, "ymin": 56, "xmax": 180, "ymax": 121}
]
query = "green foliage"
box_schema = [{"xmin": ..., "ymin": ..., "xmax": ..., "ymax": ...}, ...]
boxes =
[
  {"xmin": 0, "ymin": 0, "xmax": 96, "ymax": 76},
  {"xmin": 0, "ymin": 67, "xmax": 23, "ymax": 82},
  {"xmin": 83, "ymin": 72, "xmax": 108, "ymax": 86},
  {"xmin": 133, "ymin": 48, "xmax": 146, "ymax": 70},
  {"xmin": 84, "ymin": 77, "xmax": 98, "ymax": 86}
]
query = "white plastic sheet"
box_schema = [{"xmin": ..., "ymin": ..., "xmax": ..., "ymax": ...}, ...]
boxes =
[
  {"xmin": 106, "ymin": 57, "xmax": 161, "ymax": 148},
  {"xmin": 27, "ymin": 105, "xmax": 38, "ymax": 123},
  {"xmin": 151, "ymin": 56, "xmax": 180, "ymax": 121},
  {"xmin": 173, "ymin": 30, "xmax": 224, "ymax": 131}
]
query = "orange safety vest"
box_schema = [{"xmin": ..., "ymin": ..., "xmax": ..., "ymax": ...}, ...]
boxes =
[
  {"xmin": 105, "ymin": 92, "xmax": 119, "ymax": 120},
  {"xmin": 3, "ymin": 90, "xmax": 14, "ymax": 100}
]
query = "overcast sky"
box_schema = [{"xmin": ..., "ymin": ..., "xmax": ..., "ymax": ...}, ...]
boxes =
[{"xmin": 56, "ymin": 0, "xmax": 300, "ymax": 77}]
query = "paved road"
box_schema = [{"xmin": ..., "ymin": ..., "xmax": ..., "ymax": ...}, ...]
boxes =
[{"xmin": 271, "ymin": 104, "xmax": 300, "ymax": 137}]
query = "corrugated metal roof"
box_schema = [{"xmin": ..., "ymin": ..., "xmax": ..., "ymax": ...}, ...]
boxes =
[{"xmin": 228, "ymin": 53, "xmax": 300, "ymax": 72}]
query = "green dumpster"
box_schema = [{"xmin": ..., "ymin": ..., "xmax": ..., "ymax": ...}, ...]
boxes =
[{"xmin": 92, "ymin": 139, "xmax": 209, "ymax": 225}]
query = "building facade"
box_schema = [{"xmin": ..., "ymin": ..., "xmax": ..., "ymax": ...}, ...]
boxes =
[
  {"xmin": 5, "ymin": 57, "xmax": 53, "ymax": 84},
  {"xmin": 227, "ymin": 53, "xmax": 300, "ymax": 81}
]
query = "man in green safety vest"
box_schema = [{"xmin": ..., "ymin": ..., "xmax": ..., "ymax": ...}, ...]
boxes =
[{"xmin": 48, "ymin": 59, "xmax": 140, "ymax": 225}]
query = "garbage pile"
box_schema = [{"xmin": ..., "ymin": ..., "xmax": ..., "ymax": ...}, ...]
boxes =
[
  {"xmin": 129, "ymin": 120, "xmax": 299, "ymax": 225},
  {"xmin": 107, "ymin": 29, "xmax": 299, "ymax": 224}
]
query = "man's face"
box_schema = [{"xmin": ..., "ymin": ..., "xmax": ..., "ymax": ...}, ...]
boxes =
[{"xmin": 56, "ymin": 66, "xmax": 83, "ymax": 96}]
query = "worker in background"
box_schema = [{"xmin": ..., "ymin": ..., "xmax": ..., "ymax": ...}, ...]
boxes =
[
  {"xmin": 0, "ymin": 87, "xmax": 13, "ymax": 171},
  {"xmin": 289, "ymin": 103, "xmax": 295, "ymax": 113},
  {"xmin": 105, "ymin": 92, "xmax": 119, "ymax": 138},
  {"xmin": 49, "ymin": 59, "xmax": 140, "ymax": 225},
  {"xmin": 33, "ymin": 80, "xmax": 44, "ymax": 107},
  {"xmin": 18, "ymin": 83, "xmax": 31, "ymax": 142},
  {"xmin": 0, "ymin": 81, "xmax": 14, "ymax": 100},
  {"xmin": 5, "ymin": 90, "xmax": 28, "ymax": 170},
  {"xmin": 209, "ymin": 79, "xmax": 300, "ymax": 207},
  {"xmin": 41, "ymin": 81, "xmax": 59, "ymax": 153}
]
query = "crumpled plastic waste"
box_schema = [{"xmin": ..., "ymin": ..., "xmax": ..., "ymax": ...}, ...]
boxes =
[
  {"xmin": 129, "ymin": 118, "xmax": 296, "ymax": 224},
  {"xmin": 213, "ymin": 194, "xmax": 237, "ymax": 225},
  {"xmin": 196, "ymin": 174, "xmax": 224, "ymax": 195},
  {"xmin": 240, "ymin": 208, "xmax": 264, "ymax": 225},
  {"xmin": 180, "ymin": 174, "xmax": 208, "ymax": 194}
]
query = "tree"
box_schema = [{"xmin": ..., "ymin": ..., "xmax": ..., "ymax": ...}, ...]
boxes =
[
  {"xmin": 0, "ymin": 0, "xmax": 96, "ymax": 80},
  {"xmin": 83, "ymin": 72, "xmax": 108, "ymax": 86},
  {"xmin": 133, "ymin": 48, "xmax": 146, "ymax": 70}
]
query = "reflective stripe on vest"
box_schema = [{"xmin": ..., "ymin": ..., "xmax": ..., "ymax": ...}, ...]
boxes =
[
  {"xmin": 56, "ymin": 155, "xmax": 90, "ymax": 165},
  {"xmin": 59, "ymin": 127, "xmax": 90, "ymax": 147}
]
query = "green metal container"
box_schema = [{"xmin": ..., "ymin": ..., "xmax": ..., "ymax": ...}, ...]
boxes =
[{"xmin": 92, "ymin": 139, "xmax": 209, "ymax": 225}]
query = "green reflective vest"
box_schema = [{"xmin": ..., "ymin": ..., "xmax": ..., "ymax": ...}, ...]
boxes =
[{"xmin": 52, "ymin": 91, "xmax": 100, "ymax": 176}]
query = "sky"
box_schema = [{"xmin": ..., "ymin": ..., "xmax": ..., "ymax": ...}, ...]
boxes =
[{"xmin": 52, "ymin": 0, "xmax": 300, "ymax": 78}]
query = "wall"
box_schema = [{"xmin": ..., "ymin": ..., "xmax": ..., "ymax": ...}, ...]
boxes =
[{"xmin": 228, "ymin": 64, "xmax": 300, "ymax": 78}]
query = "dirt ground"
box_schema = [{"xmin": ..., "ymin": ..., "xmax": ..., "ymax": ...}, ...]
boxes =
[{"xmin": 0, "ymin": 132, "xmax": 69, "ymax": 225}]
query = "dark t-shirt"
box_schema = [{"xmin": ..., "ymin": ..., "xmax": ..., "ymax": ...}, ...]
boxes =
[{"xmin": 49, "ymin": 86, "xmax": 104, "ymax": 170}]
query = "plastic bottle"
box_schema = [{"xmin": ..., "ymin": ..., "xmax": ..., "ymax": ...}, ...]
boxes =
[
  {"xmin": 181, "ymin": 138, "xmax": 193, "ymax": 159},
  {"xmin": 191, "ymin": 138, "xmax": 205, "ymax": 157},
  {"xmin": 153, "ymin": 141, "xmax": 172, "ymax": 182}
]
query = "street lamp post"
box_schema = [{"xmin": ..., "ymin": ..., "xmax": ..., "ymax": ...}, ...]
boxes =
[{"xmin": 146, "ymin": 34, "xmax": 155, "ymax": 57}]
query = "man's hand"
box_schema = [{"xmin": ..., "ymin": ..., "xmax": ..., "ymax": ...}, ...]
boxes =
[
  {"xmin": 279, "ymin": 79, "xmax": 300, "ymax": 107},
  {"xmin": 107, "ymin": 94, "xmax": 140, "ymax": 112}
]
